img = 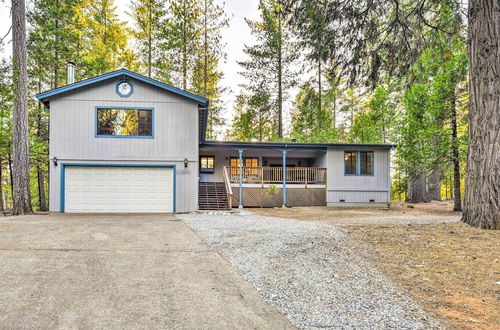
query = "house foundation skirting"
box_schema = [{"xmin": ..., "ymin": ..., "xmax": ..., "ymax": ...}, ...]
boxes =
[{"xmin": 232, "ymin": 187, "xmax": 326, "ymax": 208}]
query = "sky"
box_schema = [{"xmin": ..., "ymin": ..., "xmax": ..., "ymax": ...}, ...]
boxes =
[{"xmin": 0, "ymin": 0, "xmax": 262, "ymax": 130}]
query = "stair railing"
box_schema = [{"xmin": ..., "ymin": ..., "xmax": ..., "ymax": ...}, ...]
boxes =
[{"xmin": 223, "ymin": 166, "xmax": 233, "ymax": 209}]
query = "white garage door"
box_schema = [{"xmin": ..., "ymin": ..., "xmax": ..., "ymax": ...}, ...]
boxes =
[{"xmin": 64, "ymin": 166, "xmax": 174, "ymax": 213}]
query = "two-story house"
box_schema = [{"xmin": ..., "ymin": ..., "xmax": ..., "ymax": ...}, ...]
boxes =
[{"xmin": 36, "ymin": 68, "xmax": 393, "ymax": 213}]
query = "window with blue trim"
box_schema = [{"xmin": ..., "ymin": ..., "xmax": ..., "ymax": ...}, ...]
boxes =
[
  {"xmin": 344, "ymin": 151, "xmax": 374, "ymax": 175},
  {"xmin": 200, "ymin": 156, "xmax": 215, "ymax": 173},
  {"xmin": 97, "ymin": 108, "xmax": 152, "ymax": 137}
]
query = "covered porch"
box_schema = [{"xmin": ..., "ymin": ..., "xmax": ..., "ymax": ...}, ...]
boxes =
[{"xmin": 199, "ymin": 141, "xmax": 328, "ymax": 208}]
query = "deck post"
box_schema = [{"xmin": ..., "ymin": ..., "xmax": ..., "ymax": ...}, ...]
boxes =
[
  {"xmin": 282, "ymin": 150, "xmax": 287, "ymax": 208},
  {"xmin": 238, "ymin": 148, "xmax": 244, "ymax": 208}
]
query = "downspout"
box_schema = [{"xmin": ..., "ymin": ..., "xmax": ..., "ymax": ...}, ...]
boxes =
[{"xmin": 282, "ymin": 150, "xmax": 287, "ymax": 208}]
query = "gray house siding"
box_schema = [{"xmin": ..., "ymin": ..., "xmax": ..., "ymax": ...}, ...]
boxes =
[
  {"xmin": 326, "ymin": 147, "xmax": 391, "ymax": 206},
  {"xmin": 48, "ymin": 78, "xmax": 199, "ymax": 212}
]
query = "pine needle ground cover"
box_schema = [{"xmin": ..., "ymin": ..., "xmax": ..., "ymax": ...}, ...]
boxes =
[{"xmin": 253, "ymin": 202, "xmax": 499, "ymax": 329}]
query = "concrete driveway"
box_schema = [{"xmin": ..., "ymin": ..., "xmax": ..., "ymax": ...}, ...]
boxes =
[{"xmin": 0, "ymin": 214, "xmax": 292, "ymax": 330}]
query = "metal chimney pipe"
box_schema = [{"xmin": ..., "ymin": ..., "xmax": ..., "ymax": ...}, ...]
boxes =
[{"xmin": 67, "ymin": 62, "xmax": 75, "ymax": 84}]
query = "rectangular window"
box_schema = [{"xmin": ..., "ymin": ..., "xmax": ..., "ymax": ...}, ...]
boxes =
[
  {"xmin": 344, "ymin": 151, "xmax": 374, "ymax": 175},
  {"xmin": 96, "ymin": 107, "xmax": 153, "ymax": 137},
  {"xmin": 245, "ymin": 158, "xmax": 259, "ymax": 167},
  {"xmin": 230, "ymin": 157, "xmax": 259, "ymax": 175},
  {"xmin": 344, "ymin": 152, "xmax": 358, "ymax": 175},
  {"xmin": 360, "ymin": 151, "xmax": 374, "ymax": 175},
  {"xmin": 200, "ymin": 156, "xmax": 215, "ymax": 173},
  {"xmin": 229, "ymin": 157, "xmax": 259, "ymax": 167}
]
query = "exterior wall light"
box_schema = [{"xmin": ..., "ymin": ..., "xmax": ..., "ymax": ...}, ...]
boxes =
[
  {"xmin": 52, "ymin": 156, "xmax": 58, "ymax": 166},
  {"xmin": 184, "ymin": 158, "xmax": 188, "ymax": 168}
]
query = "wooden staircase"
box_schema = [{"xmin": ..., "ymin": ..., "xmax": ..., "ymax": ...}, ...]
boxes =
[{"xmin": 198, "ymin": 182, "xmax": 230, "ymax": 210}]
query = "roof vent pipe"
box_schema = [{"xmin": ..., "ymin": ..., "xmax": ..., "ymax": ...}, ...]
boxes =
[{"xmin": 67, "ymin": 62, "xmax": 75, "ymax": 84}]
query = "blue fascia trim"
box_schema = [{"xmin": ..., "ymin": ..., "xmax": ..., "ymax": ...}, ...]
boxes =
[
  {"xmin": 36, "ymin": 68, "xmax": 208, "ymax": 105},
  {"xmin": 115, "ymin": 79, "xmax": 135, "ymax": 97},
  {"xmin": 202, "ymin": 141, "xmax": 394, "ymax": 149},
  {"xmin": 60, "ymin": 163, "xmax": 177, "ymax": 213},
  {"xmin": 344, "ymin": 151, "xmax": 375, "ymax": 176},
  {"xmin": 95, "ymin": 106, "xmax": 155, "ymax": 139}
]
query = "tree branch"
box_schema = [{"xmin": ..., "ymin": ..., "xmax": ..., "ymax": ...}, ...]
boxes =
[{"xmin": 0, "ymin": 25, "xmax": 12, "ymax": 43}]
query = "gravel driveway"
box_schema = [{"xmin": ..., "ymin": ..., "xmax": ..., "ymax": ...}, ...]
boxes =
[{"xmin": 181, "ymin": 212, "xmax": 442, "ymax": 329}]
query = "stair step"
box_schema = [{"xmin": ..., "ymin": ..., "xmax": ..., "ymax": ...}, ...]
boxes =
[{"xmin": 198, "ymin": 182, "xmax": 230, "ymax": 210}]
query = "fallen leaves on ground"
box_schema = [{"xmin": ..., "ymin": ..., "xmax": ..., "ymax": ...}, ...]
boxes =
[{"xmin": 253, "ymin": 202, "xmax": 500, "ymax": 329}]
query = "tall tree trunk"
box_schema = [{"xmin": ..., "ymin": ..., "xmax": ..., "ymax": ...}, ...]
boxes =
[
  {"xmin": 148, "ymin": 0, "xmax": 152, "ymax": 78},
  {"xmin": 54, "ymin": 0, "xmax": 60, "ymax": 88},
  {"xmin": 11, "ymin": 0, "xmax": 33, "ymax": 215},
  {"xmin": 332, "ymin": 89, "xmax": 337, "ymax": 129},
  {"xmin": 36, "ymin": 82, "xmax": 48, "ymax": 212},
  {"xmin": 462, "ymin": 0, "xmax": 500, "ymax": 229},
  {"xmin": 407, "ymin": 172, "xmax": 429, "ymax": 203},
  {"xmin": 450, "ymin": 95, "xmax": 462, "ymax": 211},
  {"xmin": 203, "ymin": 0, "xmax": 210, "ymax": 139},
  {"xmin": 0, "ymin": 160, "xmax": 5, "ymax": 215},
  {"xmin": 318, "ymin": 57, "xmax": 322, "ymax": 124},
  {"xmin": 8, "ymin": 153, "xmax": 13, "ymax": 198},
  {"xmin": 36, "ymin": 163, "xmax": 47, "ymax": 212},
  {"xmin": 203, "ymin": 0, "xmax": 208, "ymax": 97},
  {"xmin": 427, "ymin": 168, "xmax": 442, "ymax": 201},
  {"xmin": 277, "ymin": 9, "xmax": 283, "ymax": 139},
  {"xmin": 182, "ymin": 0, "xmax": 187, "ymax": 90}
]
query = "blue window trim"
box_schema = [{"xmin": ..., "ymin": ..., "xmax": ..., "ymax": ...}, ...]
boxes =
[
  {"xmin": 344, "ymin": 151, "xmax": 375, "ymax": 176},
  {"xmin": 60, "ymin": 163, "xmax": 176, "ymax": 213},
  {"xmin": 199, "ymin": 155, "xmax": 215, "ymax": 173},
  {"xmin": 95, "ymin": 106, "xmax": 154, "ymax": 139},
  {"xmin": 115, "ymin": 79, "xmax": 135, "ymax": 97}
]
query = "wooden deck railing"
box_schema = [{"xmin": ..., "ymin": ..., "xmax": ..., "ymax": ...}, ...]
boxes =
[{"xmin": 224, "ymin": 166, "xmax": 327, "ymax": 185}]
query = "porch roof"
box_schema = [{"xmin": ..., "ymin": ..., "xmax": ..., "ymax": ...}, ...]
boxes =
[{"xmin": 200, "ymin": 140, "xmax": 395, "ymax": 150}]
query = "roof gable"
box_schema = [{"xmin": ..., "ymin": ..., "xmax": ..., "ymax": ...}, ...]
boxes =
[
  {"xmin": 36, "ymin": 69, "xmax": 209, "ymax": 142},
  {"xmin": 35, "ymin": 68, "xmax": 208, "ymax": 105}
]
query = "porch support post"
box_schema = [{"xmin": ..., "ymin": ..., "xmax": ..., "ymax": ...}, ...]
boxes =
[
  {"xmin": 239, "ymin": 149, "xmax": 243, "ymax": 208},
  {"xmin": 282, "ymin": 150, "xmax": 287, "ymax": 207},
  {"xmin": 273, "ymin": 148, "xmax": 296, "ymax": 208},
  {"xmin": 232, "ymin": 148, "xmax": 246, "ymax": 208}
]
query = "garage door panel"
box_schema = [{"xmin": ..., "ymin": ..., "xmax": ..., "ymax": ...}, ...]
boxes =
[{"xmin": 64, "ymin": 166, "xmax": 174, "ymax": 213}]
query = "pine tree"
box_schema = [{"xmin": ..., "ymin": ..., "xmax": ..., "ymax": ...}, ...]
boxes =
[
  {"xmin": 227, "ymin": 90, "xmax": 275, "ymax": 142},
  {"xmin": 27, "ymin": 0, "xmax": 81, "ymax": 88},
  {"xmin": 397, "ymin": 39, "xmax": 468, "ymax": 204},
  {"xmin": 74, "ymin": 0, "xmax": 137, "ymax": 77},
  {"xmin": 11, "ymin": 0, "xmax": 33, "ymax": 214},
  {"xmin": 128, "ymin": 0, "xmax": 168, "ymax": 79},
  {"xmin": 462, "ymin": 0, "xmax": 499, "ymax": 229},
  {"xmin": 190, "ymin": 0, "xmax": 228, "ymax": 139},
  {"xmin": 27, "ymin": 0, "xmax": 81, "ymax": 211},
  {"xmin": 226, "ymin": 94, "xmax": 254, "ymax": 141},
  {"xmin": 349, "ymin": 83, "xmax": 394, "ymax": 144},
  {"xmin": 235, "ymin": 0, "xmax": 298, "ymax": 140},
  {"xmin": 290, "ymin": 81, "xmax": 335, "ymax": 142},
  {"xmin": 289, "ymin": 0, "xmax": 332, "ymax": 115},
  {"xmin": 161, "ymin": 0, "xmax": 201, "ymax": 90}
]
